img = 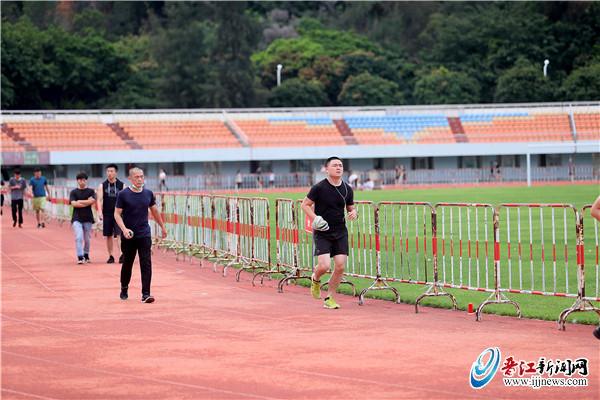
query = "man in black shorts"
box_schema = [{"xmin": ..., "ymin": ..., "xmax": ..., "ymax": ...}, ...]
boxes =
[
  {"xmin": 97, "ymin": 164, "xmax": 124, "ymax": 264},
  {"xmin": 114, "ymin": 167, "xmax": 167, "ymax": 303},
  {"xmin": 301, "ymin": 156, "xmax": 357, "ymax": 309}
]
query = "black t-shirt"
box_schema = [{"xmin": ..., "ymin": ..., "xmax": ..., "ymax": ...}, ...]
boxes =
[
  {"xmin": 69, "ymin": 188, "xmax": 96, "ymax": 223},
  {"xmin": 102, "ymin": 179, "xmax": 124, "ymax": 214},
  {"xmin": 307, "ymin": 179, "xmax": 354, "ymax": 229},
  {"xmin": 115, "ymin": 187, "xmax": 156, "ymax": 238}
]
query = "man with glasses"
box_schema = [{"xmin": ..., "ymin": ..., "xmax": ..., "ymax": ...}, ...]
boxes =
[{"xmin": 97, "ymin": 164, "xmax": 124, "ymax": 264}]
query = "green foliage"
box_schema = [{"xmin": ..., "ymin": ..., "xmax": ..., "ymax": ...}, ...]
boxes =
[
  {"xmin": 1, "ymin": 17, "xmax": 129, "ymax": 109},
  {"xmin": 414, "ymin": 67, "xmax": 480, "ymax": 105},
  {"xmin": 494, "ymin": 59, "xmax": 557, "ymax": 103},
  {"xmin": 267, "ymin": 78, "xmax": 328, "ymax": 107},
  {"xmin": 338, "ymin": 72, "xmax": 404, "ymax": 106},
  {"xmin": 561, "ymin": 62, "xmax": 600, "ymax": 101}
]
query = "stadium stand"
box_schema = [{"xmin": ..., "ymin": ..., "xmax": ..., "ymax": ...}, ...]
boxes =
[
  {"xmin": 344, "ymin": 115, "xmax": 455, "ymax": 144},
  {"xmin": 460, "ymin": 112, "xmax": 574, "ymax": 142},
  {"xmin": 573, "ymin": 113, "xmax": 600, "ymax": 141},
  {"xmin": 5, "ymin": 122, "xmax": 130, "ymax": 151},
  {"xmin": 118, "ymin": 120, "xmax": 241, "ymax": 149},
  {"xmin": 1, "ymin": 127, "xmax": 28, "ymax": 152},
  {"xmin": 234, "ymin": 117, "xmax": 346, "ymax": 147}
]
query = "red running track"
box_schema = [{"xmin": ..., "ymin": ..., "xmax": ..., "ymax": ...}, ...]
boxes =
[{"xmin": 1, "ymin": 213, "xmax": 598, "ymax": 400}]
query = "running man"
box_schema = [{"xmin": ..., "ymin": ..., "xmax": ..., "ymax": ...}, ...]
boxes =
[
  {"xmin": 301, "ymin": 156, "xmax": 357, "ymax": 309},
  {"xmin": 114, "ymin": 167, "xmax": 167, "ymax": 303},
  {"xmin": 9, "ymin": 169, "xmax": 27, "ymax": 228},
  {"xmin": 97, "ymin": 164, "xmax": 124, "ymax": 264},
  {"xmin": 29, "ymin": 168, "xmax": 49, "ymax": 228},
  {"xmin": 591, "ymin": 195, "xmax": 600, "ymax": 340},
  {"xmin": 69, "ymin": 172, "xmax": 96, "ymax": 264}
]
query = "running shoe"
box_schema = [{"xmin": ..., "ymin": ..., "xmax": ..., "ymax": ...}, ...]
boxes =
[
  {"xmin": 84, "ymin": 254, "xmax": 90, "ymax": 263},
  {"xmin": 323, "ymin": 297, "xmax": 340, "ymax": 309},
  {"xmin": 141, "ymin": 294, "xmax": 155, "ymax": 303},
  {"xmin": 310, "ymin": 275, "xmax": 321, "ymax": 299},
  {"xmin": 107, "ymin": 255, "xmax": 115, "ymax": 264},
  {"xmin": 77, "ymin": 256, "xmax": 85, "ymax": 265},
  {"xmin": 120, "ymin": 287, "xmax": 128, "ymax": 300}
]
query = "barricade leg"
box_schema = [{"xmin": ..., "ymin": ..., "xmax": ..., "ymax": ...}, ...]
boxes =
[
  {"xmin": 277, "ymin": 200, "xmax": 314, "ymax": 293},
  {"xmin": 558, "ymin": 207, "xmax": 600, "ymax": 330}
]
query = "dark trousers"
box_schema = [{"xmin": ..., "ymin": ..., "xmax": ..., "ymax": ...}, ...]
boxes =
[
  {"xmin": 120, "ymin": 236, "xmax": 153, "ymax": 296},
  {"xmin": 11, "ymin": 199, "xmax": 23, "ymax": 224}
]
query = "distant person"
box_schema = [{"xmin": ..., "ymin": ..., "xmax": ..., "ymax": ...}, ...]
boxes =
[
  {"xmin": 235, "ymin": 170, "xmax": 243, "ymax": 190},
  {"xmin": 1, "ymin": 179, "xmax": 5, "ymax": 216},
  {"xmin": 256, "ymin": 167, "xmax": 263, "ymax": 189},
  {"xmin": 114, "ymin": 167, "xmax": 167, "ymax": 303},
  {"xmin": 97, "ymin": 164, "xmax": 125, "ymax": 264},
  {"xmin": 361, "ymin": 178, "xmax": 374, "ymax": 191},
  {"xmin": 69, "ymin": 172, "xmax": 96, "ymax": 264},
  {"xmin": 348, "ymin": 171, "xmax": 358, "ymax": 189},
  {"xmin": 158, "ymin": 168, "xmax": 168, "ymax": 191},
  {"xmin": 494, "ymin": 161, "xmax": 501, "ymax": 181},
  {"xmin": 269, "ymin": 171, "xmax": 275, "ymax": 188},
  {"xmin": 568, "ymin": 157, "xmax": 575, "ymax": 183},
  {"xmin": 9, "ymin": 169, "xmax": 27, "ymax": 228},
  {"xmin": 29, "ymin": 168, "xmax": 49, "ymax": 228},
  {"xmin": 591, "ymin": 195, "xmax": 600, "ymax": 340}
]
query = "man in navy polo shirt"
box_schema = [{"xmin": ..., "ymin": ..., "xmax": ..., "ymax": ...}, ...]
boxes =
[{"xmin": 114, "ymin": 167, "xmax": 167, "ymax": 303}]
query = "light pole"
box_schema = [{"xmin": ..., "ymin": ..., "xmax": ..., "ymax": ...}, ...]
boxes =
[
  {"xmin": 276, "ymin": 64, "xmax": 283, "ymax": 87},
  {"xmin": 543, "ymin": 59, "xmax": 549, "ymax": 77}
]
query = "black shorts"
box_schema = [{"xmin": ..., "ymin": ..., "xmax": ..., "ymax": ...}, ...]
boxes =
[
  {"xmin": 102, "ymin": 213, "xmax": 121, "ymax": 237},
  {"xmin": 314, "ymin": 226, "xmax": 348, "ymax": 257}
]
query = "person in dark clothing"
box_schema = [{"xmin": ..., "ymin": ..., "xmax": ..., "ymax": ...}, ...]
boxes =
[
  {"xmin": 114, "ymin": 167, "xmax": 167, "ymax": 303},
  {"xmin": 69, "ymin": 172, "xmax": 96, "ymax": 264},
  {"xmin": 9, "ymin": 169, "xmax": 27, "ymax": 227},
  {"xmin": 97, "ymin": 164, "xmax": 125, "ymax": 264},
  {"xmin": 301, "ymin": 156, "xmax": 357, "ymax": 309}
]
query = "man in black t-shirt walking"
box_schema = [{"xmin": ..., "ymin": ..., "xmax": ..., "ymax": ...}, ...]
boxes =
[
  {"xmin": 301, "ymin": 156, "xmax": 357, "ymax": 309},
  {"xmin": 114, "ymin": 167, "xmax": 167, "ymax": 303},
  {"xmin": 97, "ymin": 164, "xmax": 124, "ymax": 264},
  {"xmin": 69, "ymin": 172, "xmax": 96, "ymax": 264}
]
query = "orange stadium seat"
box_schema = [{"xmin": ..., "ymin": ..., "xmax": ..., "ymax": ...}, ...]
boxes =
[{"xmin": 119, "ymin": 121, "xmax": 241, "ymax": 149}]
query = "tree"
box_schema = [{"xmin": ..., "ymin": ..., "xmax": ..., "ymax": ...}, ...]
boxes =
[
  {"xmin": 494, "ymin": 59, "xmax": 557, "ymax": 103},
  {"xmin": 413, "ymin": 67, "xmax": 480, "ymax": 104},
  {"xmin": 151, "ymin": 3, "xmax": 214, "ymax": 108},
  {"xmin": 210, "ymin": 2, "xmax": 261, "ymax": 108},
  {"xmin": 338, "ymin": 72, "xmax": 403, "ymax": 106},
  {"xmin": 561, "ymin": 61, "xmax": 600, "ymax": 101},
  {"xmin": 267, "ymin": 78, "xmax": 328, "ymax": 107},
  {"xmin": 1, "ymin": 18, "xmax": 130, "ymax": 109}
]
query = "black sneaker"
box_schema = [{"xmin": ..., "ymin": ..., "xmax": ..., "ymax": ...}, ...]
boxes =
[
  {"xmin": 41, "ymin": 222, "xmax": 45, "ymax": 228},
  {"xmin": 594, "ymin": 326, "xmax": 600, "ymax": 340},
  {"xmin": 120, "ymin": 287, "xmax": 128, "ymax": 300},
  {"xmin": 141, "ymin": 294, "xmax": 155, "ymax": 303},
  {"xmin": 107, "ymin": 255, "xmax": 115, "ymax": 264},
  {"xmin": 77, "ymin": 256, "xmax": 85, "ymax": 265},
  {"xmin": 118, "ymin": 254, "xmax": 124, "ymax": 264},
  {"xmin": 13, "ymin": 221, "xmax": 17, "ymax": 227},
  {"xmin": 84, "ymin": 254, "xmax": 90, "ymax": 263},
  {"xmin": 37, "ymin": 223, "xmax": 41, "ymax": 228}
]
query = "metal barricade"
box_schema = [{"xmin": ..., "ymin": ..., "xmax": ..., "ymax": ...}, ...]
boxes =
[
  {"xmin": 278, "ymin": 200, "xmax": 314, "ymax": 292},
  {"xmin": 275, "ymin": 199, "xmax": 298, "ymax": 277},
  {"xmin": 248, "ymin": 198, "xmax": 273, "ymax": 284},
  {"xmin": 558, "ymin": 205, "xmax": 600, "ymax": 330},
  {"xmin": 433, "ymin": 203, "xmax": 501, "ymax": 316},
  {"xmin": 210, "ymin": 195, "xmax": 237, "ymax": 269}
]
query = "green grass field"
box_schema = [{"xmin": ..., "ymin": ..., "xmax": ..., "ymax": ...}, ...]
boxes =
[{"xmin": 172, "ymin": 183, "xmax": 600, "ymax": 325}]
